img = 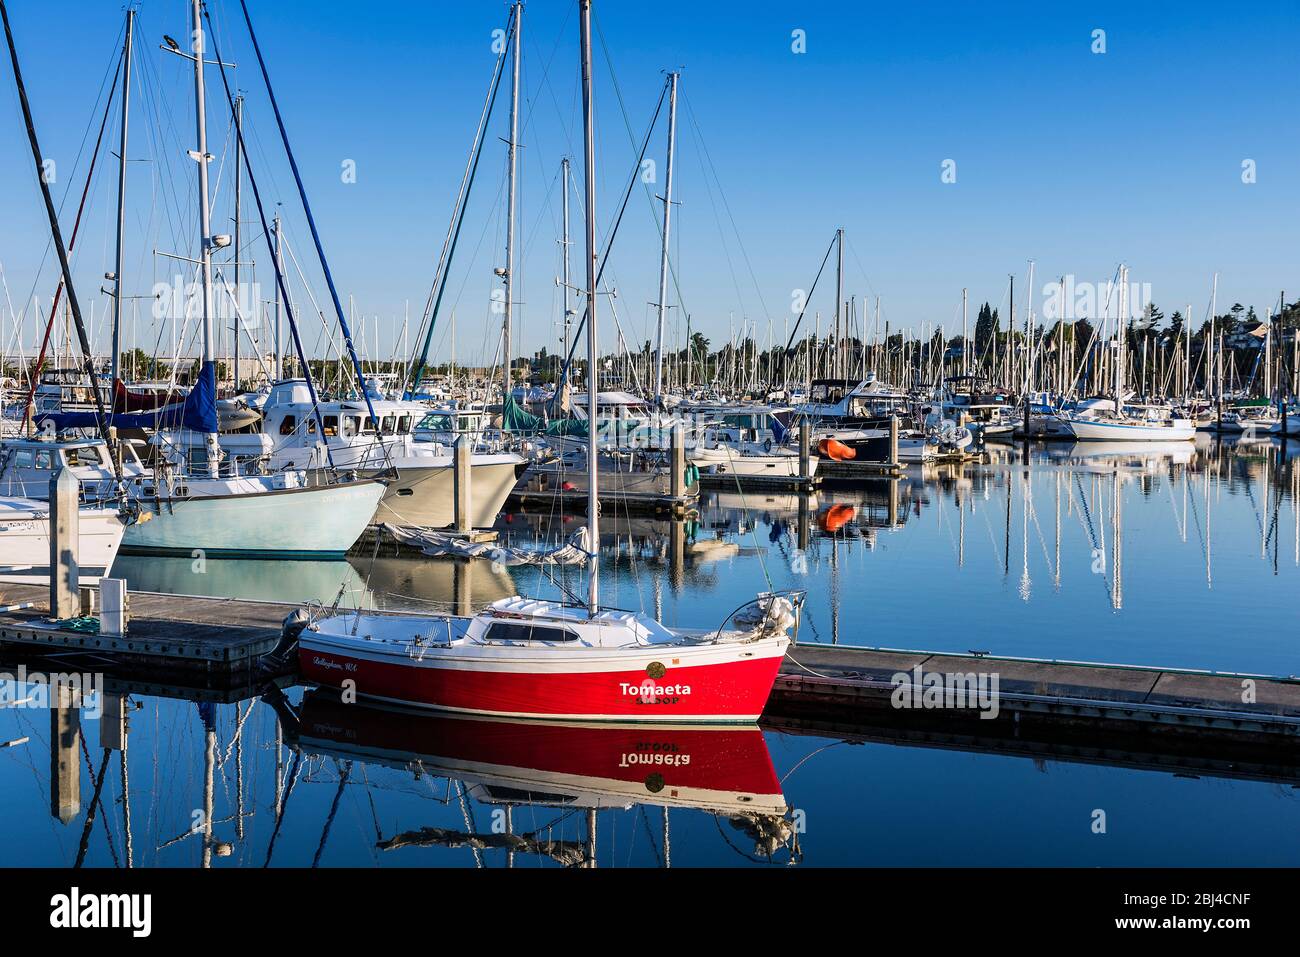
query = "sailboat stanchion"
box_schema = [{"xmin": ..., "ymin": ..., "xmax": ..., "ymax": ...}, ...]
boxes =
[
  {"xmin": 50, "ymin": 467, "xmax": 79, "ymax": 620},
  {"xmin": 453, "ymin": 435, "xmax": 473, "ymax": 535}
]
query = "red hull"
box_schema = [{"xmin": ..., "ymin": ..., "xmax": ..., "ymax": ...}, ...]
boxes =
[{"xmin": 297, "ymin": 645, "xmax": 786, "ymax": 722}]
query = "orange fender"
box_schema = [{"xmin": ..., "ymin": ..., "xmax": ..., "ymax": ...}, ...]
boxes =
[{"xmin": 817, "ymin": 437, "xmax": 857, "ymax": 461}]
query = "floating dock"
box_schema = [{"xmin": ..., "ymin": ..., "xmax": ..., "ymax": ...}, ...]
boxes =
[
  {"xmin": 0, "ymin": 582, "xmax": 290, "ymax": 675},
  {"xmin": 816, "ymin": 459, "xmax": 904, "ymax": 479},
  {"xmin": 773, "ymin": 643, "xmax": 1300, "ymax": 742},
  {"xmin": 4, "ymin": 578, "xmax": 1298, "ymax": 762},
  {"xmin": 696, "ymin": 471, "xmax": 820, "ymax": 493}
]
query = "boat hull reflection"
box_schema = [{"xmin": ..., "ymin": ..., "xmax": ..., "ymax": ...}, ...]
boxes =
[{"xmin": 293, "ymin": 691, "xmax": 787, "ymax": 814}]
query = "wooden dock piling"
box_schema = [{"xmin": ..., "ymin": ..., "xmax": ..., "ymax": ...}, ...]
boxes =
[{"xmin": 50, "ymin": 467, "xmax": 79, "ymax": 620}]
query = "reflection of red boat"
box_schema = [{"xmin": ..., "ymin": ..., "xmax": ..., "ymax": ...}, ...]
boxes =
[{"xmin": 293, "ymin": 692, "xmax": 788, "ymax": 814}]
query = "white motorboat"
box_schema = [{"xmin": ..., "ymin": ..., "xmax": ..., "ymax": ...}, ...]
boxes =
[{"xmin": 0, "ymin": 495, "xmax": 126, "ymax": 576}]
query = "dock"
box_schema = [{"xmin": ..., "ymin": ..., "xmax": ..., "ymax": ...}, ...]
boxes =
[
  {"xmin": 696, "ymin": 471, "xmax": 820, "ymax": 493},
  {"xmin": 816, "ymin": 459, "xmax": 904, "ymax": 479},
  {"xmin": 4, "ymin": 571, "xmax": 1298, "ymax": 764},
  {"xmin": 507, "ymin": 487, "xmax": 697, "ymax": 517},
  {"xmin": 772, "ymin": 642, "xmax": 1300, "ymax": 743},
  {"xmin": 0, "ymin": 582, "xmax": 291, "ymax": 675}
]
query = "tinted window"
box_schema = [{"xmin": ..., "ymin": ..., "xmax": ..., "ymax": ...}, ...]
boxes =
[{"xmin": 483, "ymin": 621, "xmax": 577, "ymax": 643}]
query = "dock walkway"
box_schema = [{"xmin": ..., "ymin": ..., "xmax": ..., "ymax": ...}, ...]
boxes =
[{"xmin": 774, "ymin": 643, "xmax": 1300, "ymax": 739}]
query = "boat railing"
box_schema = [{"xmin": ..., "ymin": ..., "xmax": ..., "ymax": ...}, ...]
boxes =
[{"xmin": 709, "ymin": 589, "xmax": 807, "ymax": 644}]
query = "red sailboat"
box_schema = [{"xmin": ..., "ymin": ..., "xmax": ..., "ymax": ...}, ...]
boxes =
[{"xmin": 297, "ymin": 2, "xmax": 799, "ymax": 725}]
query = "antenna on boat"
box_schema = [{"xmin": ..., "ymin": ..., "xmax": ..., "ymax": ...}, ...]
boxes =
[{"xmin": 580, "ymin": 0, "xmax": 599, "ymax": 616}]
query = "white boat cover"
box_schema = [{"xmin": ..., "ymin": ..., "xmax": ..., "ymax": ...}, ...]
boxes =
[{"xmin": 382, "ymin": 523, "xmax": 590, "ymax": 566}]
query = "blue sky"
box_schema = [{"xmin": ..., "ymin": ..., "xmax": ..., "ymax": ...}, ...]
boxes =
[{"xmin": 1, "ymin": 0, "xmax": 1296, "ymax": 366}]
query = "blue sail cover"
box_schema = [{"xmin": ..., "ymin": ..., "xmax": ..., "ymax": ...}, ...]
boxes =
[
  {"xmin": 37, "ymin": 360, "xmax": 220, "ymax": 433},
  {"xmin": 181, "ymin": 361, "xmax": 218, "ymax": 433}
]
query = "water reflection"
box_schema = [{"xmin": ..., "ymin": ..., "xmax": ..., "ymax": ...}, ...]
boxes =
[
  {"xmin": 284, "ymin": 691, "xmax": 798, "ymax": 866},
  {"xmin": 0, "ymin": 672, "xmax": 800, "ymax": 868}
]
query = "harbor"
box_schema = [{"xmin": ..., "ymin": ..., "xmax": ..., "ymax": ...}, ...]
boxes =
[
  {"xmin": 2, "ymin": 437, "xmax": 1300, "ymax": 868},
  {"xmin": 0, "ymin": 0, "xmax": 1295, "ymax": 925}
]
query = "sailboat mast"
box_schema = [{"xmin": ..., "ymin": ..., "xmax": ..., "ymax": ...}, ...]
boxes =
[
  {"xmin": 580, "ymin": 0, "xmax": 599, "ymax": 616},
  {"xmin": 561, "ymin": 156, "xmax": 571, "ymax": 365},
  {"xmin": 190, "ymin": 0, "xmax": 219, "ymax": 476},
  {"xmin": 834, "ymin": 227, "xmax": 844, "ymax": 380},
  {"xmin": 232, "ymin": 93, "xmax": 244, "ymax": 394},
  {"xmin": 653, "ymin": 71, "xmax": 678, "ymax": 403},
  {"xmin": 110, "ymin": 8, "xmax": 133, "ymax": 385},
  {"xmin": 273, "ymin": 212, "xmax": 282, "ymax": 380},
  {"xmin": 502, "ymin": 1, "xmax": 521, "ymax": 403}
]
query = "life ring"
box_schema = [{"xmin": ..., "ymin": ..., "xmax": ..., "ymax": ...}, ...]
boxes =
[{"xmin": 763, "ymin": 437, "xmax": 773, "ymax": 453}]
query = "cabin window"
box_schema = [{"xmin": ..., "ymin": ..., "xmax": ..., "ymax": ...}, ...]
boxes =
[
  {"xmin": 63, "ymin": 447, "xmax": 104, "ymax": 468},
  {"xmin": 483, "ymin": 621, "xmax": 578, "ymax": 644},
  {"xmin": 395, "ymin": 414, "xmax": 411, "ymax": 434},
  {"xmin": 360, "ymin": 416, "xmax": 376, "ymax": 434},
  {"xmin": 13, "ymin": 450, "xmax": 33, "ymax": 468},
  {"xmin": 280, "ymin": 415, "xmax": 298, "ymax": 436},
  {"xmin": 34, "ymin": 450, "xmax": 54, "ymax": 469},
  {"xmin": 342, "ymin": 416, "xmax": 361, "ymax": 437},
  {"xmin": 322, "ymin": 415, "xmax": 338, "ymax": 437},
  {"xmin": 380, "ymin": 416, "xmax": 395, "ymax": 435}
]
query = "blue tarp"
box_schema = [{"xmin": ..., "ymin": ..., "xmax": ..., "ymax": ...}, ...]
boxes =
[{"xmin": 37, "ymin": 360, "xmax": 219, "ymax": 434}]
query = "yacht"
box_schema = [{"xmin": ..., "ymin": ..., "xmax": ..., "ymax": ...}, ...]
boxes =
[{"xmin": 156, "ymin": 379, "xmax": 524, "ymax": 528}]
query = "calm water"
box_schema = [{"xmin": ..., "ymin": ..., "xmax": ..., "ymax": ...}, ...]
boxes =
[{"xmin": 3, "ymin": 436, "xmax": 1298, "ymax": 866}]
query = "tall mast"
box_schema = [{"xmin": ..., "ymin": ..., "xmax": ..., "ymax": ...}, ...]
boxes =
[
  {"xmin": 502, "ymin": 1, "xmax": 522, "ymax": 403},
  {"xmin": 961, "ymin": 287, "xmax": 968, "ymax": 377},
  {"xmin": 1209, "ymin": 272, "xmax": 1219, "ymax": 399},
  {"xmin": 561, "ymin": 156, "xmax": 572, "ymax": 367},
  {"xmin": 834, "ymin": 227, "xmax": 844, "ymax": 380},
  {"xmin": 189, "ymin": 0, "xmax": 219, "ymax": 475},
  {"xmin": 272, "ymin": 211, "xmax": 282, "ymax": 380},
  {"xmin": 1024, "ymin": 259, "xmax": 1035, "ymax": 394},
  {"xmin": 1115, "ymin": 264, "xmax": 1127, "ymax": 406},
  {"xmin": 110, "ymin": 8, "xmax": 134, "ymax": 385},
  {"xmin": 579, "ymin": 0, "xmax": 599, "ymax": 615},
  {"xmin": 653, "ymin": 71, "xmax": 678, "ymax": 403},
  {"xmin": 232, "ymin": 93, "xmax": 243, "ymax": 394}
]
